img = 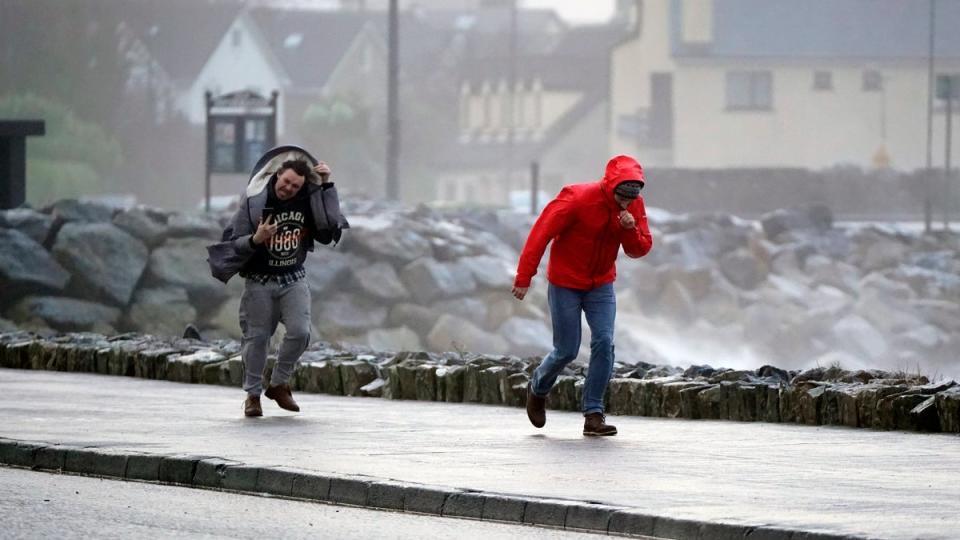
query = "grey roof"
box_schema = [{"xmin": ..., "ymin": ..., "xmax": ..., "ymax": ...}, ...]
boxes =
[
  {"xmin": 248, "ymin": 8, "xmax": 374, "ymax": 89},
  {"xmin": 124, "ymin": 0, "xmax": 244, "ymax": 82},
  {"xmin": 671, "ymin": 0, "xmax": 960, "ymax": 60}
]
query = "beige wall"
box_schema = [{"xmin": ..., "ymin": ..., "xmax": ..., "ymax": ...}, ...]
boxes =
[
  {"xmin": 673, "ymin": 60, "xmax": 960, "ymax": 170},
  {"xmin": 459, "ymin": 79, "xmax": 580, "ymax": 143},
  {"xmin": 609, "ymin": 0, "xmax": 675, "ymax": 163},
  {"xmin": 609, "ymin": 0, "xmax": 960, "ymax": 171}
]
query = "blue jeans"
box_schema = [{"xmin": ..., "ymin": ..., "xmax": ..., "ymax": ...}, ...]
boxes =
[{"xmin": 530, "ymin": 283, "xmax": 616, "ymax": 415}]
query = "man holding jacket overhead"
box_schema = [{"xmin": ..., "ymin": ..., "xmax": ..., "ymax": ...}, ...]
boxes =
[{"xmin": 207, "ymin": 146, "xmax": 348, "ymax": 418}]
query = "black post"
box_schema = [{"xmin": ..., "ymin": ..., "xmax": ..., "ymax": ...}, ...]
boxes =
[
  {"xmin": 925, "ymin": 0, "xmax": 936, "ymax": 232},
  {"xmin": 268, "ymin": 90, "xmax": 279, "ymax": 149},
  {"xmin": 385, "ymin": 0, "xmax": 400, "ymax": 200},
  {"xmin": 204, "ymin": 91, "xmax": 213, "ymax": 213},
  {"xmin": 506, "ymin": 0, "xmax": 518, "ymax": 202},
  {"xmin": 530, "ymin": 161, "xmax": 539, "ymax": 216},
  {"xmin": 0, "ymin": 121, "xmax": 45, "ymax": 209}
]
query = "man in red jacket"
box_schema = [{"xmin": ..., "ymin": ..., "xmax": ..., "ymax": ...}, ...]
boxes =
[{"xmin": 512, "ymin": 155, "xmax": 653, "ymax": 436}]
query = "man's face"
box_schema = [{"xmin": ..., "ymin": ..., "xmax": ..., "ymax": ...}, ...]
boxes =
[
  {"xmin": 275, "ymin": 168, "xmax": 305, "ymax": 200},
  {"xmin": 613, "ymin": 193, "xmax": 635, "ymax": 210}
]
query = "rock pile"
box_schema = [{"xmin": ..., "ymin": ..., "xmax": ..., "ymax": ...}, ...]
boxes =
[
  {"xmin": 623, "ymin": 206, "xmax": 959, "ymax": 377},
  {"xmin": 1, "ymin": 199, "xmax": 958, "ymax": 379}
]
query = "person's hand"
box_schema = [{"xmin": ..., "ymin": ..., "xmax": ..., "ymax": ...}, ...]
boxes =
[
  {"xmin": 619, "ymin": 210, "xmax": 636, "ymax": 230},
  {"xmin": 314, "ymin": 161, "xmax": 331, "ymax": 183},
  {"xmin": 252, "ymin": 215, "xmax": 278, "ymax": 244},
  {"xmin": 512, "ymin": 286, "xmax": 528, "ymax": 301}
]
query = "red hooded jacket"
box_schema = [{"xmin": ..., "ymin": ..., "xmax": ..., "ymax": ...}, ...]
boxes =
[{"xmin": 514, "ymin": 155, "xmax": 653, "ymax": 290}]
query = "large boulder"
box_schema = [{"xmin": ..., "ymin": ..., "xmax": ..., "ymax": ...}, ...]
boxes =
[
  {"xmin": 388, "ymin": 303, "xmax": 440, "ymax": 338},
  {"xmin": 352, "ymin": 262, "xmax": 410, "ymax": 300},
  {"xmin": 0, "ymin": 229, "xmax": 70, "ymax": 300},
  {"xmin": 7, "ymin": 296, "xmax": 120, "ymax": 331},
  {"xmin": 124, "ymin": 287, "xmax": 197, "ymax": 338},
  {"xmin": 347, "ymin": 215, "xmax": 433, "ymax": 264},
  {"xmin": 430, "ymin": 297, "xmax": 489, "ymax": 329},
  {"xmin": 427, "ymin": 314, "xmax": 509, "ymax": 355},
  {"xmin": 314, "ymin": 293, "xmax": 388, "ymax": 335},
  {"xmin": 657, "ymin": 280, "xmax": 696, "ymax": 322},
  {"xmin": 46, "ymin": 199, "xmax": 115, "ymax": 224},
  {"xmin": 760, "ymin": 205, "xmax": 832, "ymax": 241},
  {"xmin": 401, "ymin": 258, "xmax": 477, "ymax": 304},
  {"xmin": 166, "ymin": 212, "xmax": 222, "ymax": 239},
  {"xmin": 304, "ymin": 250, "xmax": 362, "ymax": 297},
  {"xmin": 498, "ymin": 317, "xmax": 551, "ymax": 356},
  {"xmin": 146, "ymin": 238, "xmax": 229, "ymax": 312},
  {"xmin": 0, "ymin": 208, "xmax": 54, "ymax": 245},
  {"xmin": 52, "ymin": 222, "xmax": 149, "ymax": 306},
  {"xmin": 365, "ymin": 326, "xmax": 422, "ymax": 351},
  {"xmin": 718, "ymin": 248, "xmax": 768, "ymax": 290},
  {"xmin": 112, "ymin": 206, "xmax": 169, "ymax": 247},
  {"xmin": 832, "ymin": 314, "xmax": 888, "ymax": 361},
  {"xmin": 204, "ymin": 296, "xmax": 242, "ymax": 339},
  {"xmin": 460, "ymin": 255, "xmax": 514, "ymax": 289},
  {"xmin": 805, "ymin": 254, "xmax": 858, "ymax": 292}
]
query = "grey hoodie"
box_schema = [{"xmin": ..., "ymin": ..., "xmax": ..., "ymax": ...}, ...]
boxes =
[{"xmin": 206, "ymin": 147, "xmax": 349, "ymax": 283}]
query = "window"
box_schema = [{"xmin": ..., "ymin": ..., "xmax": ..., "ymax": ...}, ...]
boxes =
[
  {"xmin": 213, "ymin": 120, "xmax": 237, "ymax": 172},
  {"xmin": 726, "ymin": 71, "xmax": 772, "ymax": 110},
  {"xmin": 863, "ymin": 70, "xmax": 882, "ymax": 92},
  {"xmin": 243, "ymin": 119, "xmax": 268, "ymax": 172},
  {"xmin": 813, "ymin": 71, "xmax": 832, "ymax": 91}
]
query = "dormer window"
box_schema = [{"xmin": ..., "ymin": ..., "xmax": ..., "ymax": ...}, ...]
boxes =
[
  {"xmin": 813, "ymin": 71, "xmax": 833, "ymax": 91},
  {"xmin": 863, "ymin": 70, "xmax": 882, "ymax": 92}
]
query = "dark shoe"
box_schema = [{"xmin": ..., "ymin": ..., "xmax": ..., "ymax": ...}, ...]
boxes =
[
  {"xmin": 243, "ymin": 395, "xmax": 262, "ymax": 417},
  {"xmin": 265, "ymin": 383, "xmax": 300, "ymax": 412},
  {"xmin": 526, "ymin": 383, "xmax": 546, "ymax": 428},
  {"xmin": 182, "ymin": 324, "xmax": 203, "ymax": 341},
  {"xmin": 583, "ymin": 413, "xmax": 617, "ymax": 436}
]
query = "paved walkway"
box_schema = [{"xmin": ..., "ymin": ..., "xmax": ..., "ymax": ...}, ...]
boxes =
[{"xmin": 1, "ymin": 369, "xmax": 957, "ymax": 539}]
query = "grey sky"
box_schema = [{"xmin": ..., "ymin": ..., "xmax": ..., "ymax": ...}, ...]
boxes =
[{"xmin": 521, "ymin": 0, "xmax": 615, "ymax": 24}]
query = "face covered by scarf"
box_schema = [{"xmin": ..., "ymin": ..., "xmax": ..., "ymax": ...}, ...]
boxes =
[{"xmin": 613, "ymin": 180, "xmax": 644, "ymax": 199}]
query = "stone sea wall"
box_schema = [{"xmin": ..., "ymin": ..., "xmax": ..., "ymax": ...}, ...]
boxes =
[{"xmin": 2, "ymin": 332, "xmax": 957, "ymax": 434}]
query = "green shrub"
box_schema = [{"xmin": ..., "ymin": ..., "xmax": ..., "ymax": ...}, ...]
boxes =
[{"xmin": 0, "ymin": 93, "xmax": 122, "ymax": 205}]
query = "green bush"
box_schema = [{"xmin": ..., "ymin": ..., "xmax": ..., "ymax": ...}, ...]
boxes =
[{"xmin": 0, "ymin": 93, "xmax": 122, "ymax": 205}]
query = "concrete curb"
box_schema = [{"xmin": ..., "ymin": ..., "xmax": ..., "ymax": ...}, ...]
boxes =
[{"xmin": 0, "ymin": 437, "xmax": 872, "ymax": 540}]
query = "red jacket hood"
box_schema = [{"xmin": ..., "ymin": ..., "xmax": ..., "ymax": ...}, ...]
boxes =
[{"xmin": 602, "ymin": 155, "xmax": 645, "ymax": 191}]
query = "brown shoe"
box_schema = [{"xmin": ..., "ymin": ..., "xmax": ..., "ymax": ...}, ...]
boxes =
[
  {"xmin": 583, "ymin": 413, "xmax": 617, "ymax": 436},
  {"xmin": 243, "ymin": 395, "xmax": 262, "ymax": 417},
  {"xmin": 265, "ymin": 383, "xmax": 300, "ymax": 412},
  {"xmin": 526, "ymin": 383, "xmax": 546, "ymax": 428}
]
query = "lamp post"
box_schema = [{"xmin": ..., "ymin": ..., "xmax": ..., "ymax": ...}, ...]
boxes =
[
  {"xmin": 385, "ymin": 0, "xmax": 400, "ymax": 200},
  {"xmin": 937, "ymin": 74, "xmax": 958, "ymax": 230},
  {"xmin": 924, "ymin": 0, "xmax": 936, "ymax": 232}
]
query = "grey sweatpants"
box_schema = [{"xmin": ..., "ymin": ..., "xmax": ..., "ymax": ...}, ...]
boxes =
[{"xmin": 239, "ymin": 279, "xmax": 311, "ymax": 396}]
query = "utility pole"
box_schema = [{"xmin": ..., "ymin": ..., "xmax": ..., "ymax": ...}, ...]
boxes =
[
  {"xmin": 385, "ymin": 0, "xmax": 400, "ymax": 200},
  {"xmin": 944, "ymin": 76, "xmax": 954, "ymax": 231},
  {"xmin": 506, "ymin": 0, "xmax": 518, "ymax": 203},
  {"xmin": 924, "ymin": 0, "xmax": 936, "ymax": 232}
]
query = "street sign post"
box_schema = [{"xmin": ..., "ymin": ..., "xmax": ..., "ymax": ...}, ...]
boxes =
[{"xmin": 204, "ymin": 90, "xmax": 278, "ymax": 212}]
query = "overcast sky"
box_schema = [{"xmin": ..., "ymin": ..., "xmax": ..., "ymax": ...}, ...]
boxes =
[{"xmin": 521, "ymin": 0, "xmax": 616, "ymax": 24}]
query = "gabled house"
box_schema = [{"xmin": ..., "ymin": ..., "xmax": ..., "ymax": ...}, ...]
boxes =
[
  {"xmin": 423, "ymin": 8, "xmax": 631, "ymax": 205},
  {"xmin": 610, "ymin": 0, "xmax": 960, "ymax": 170}
]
